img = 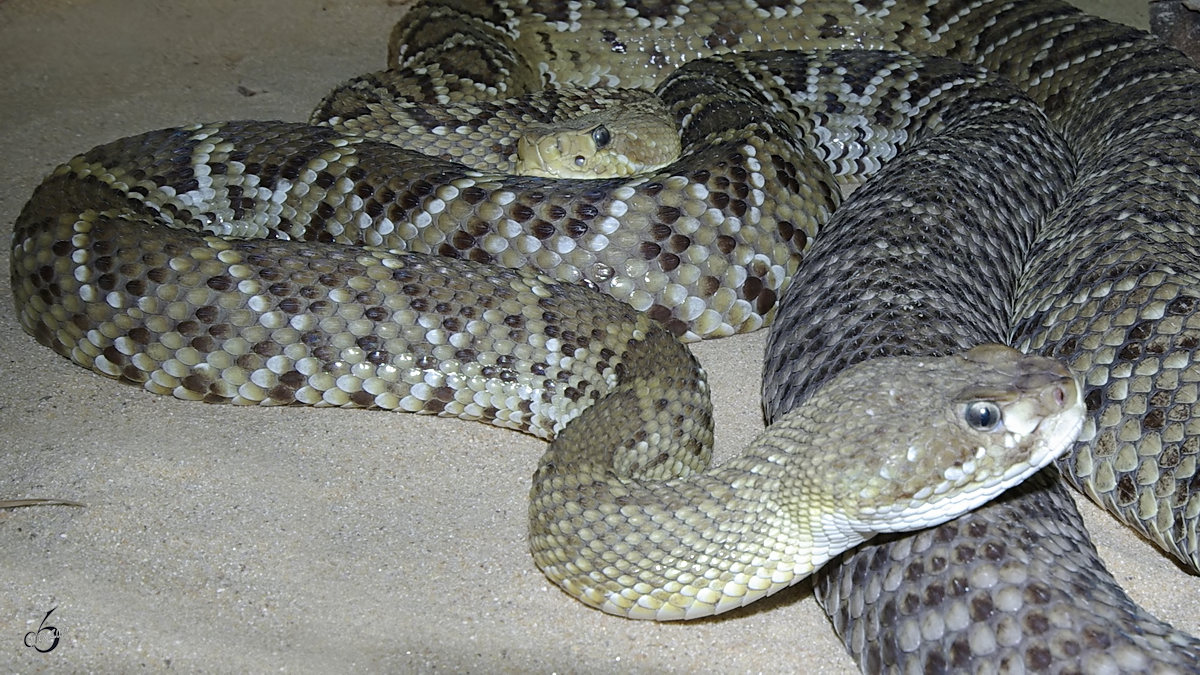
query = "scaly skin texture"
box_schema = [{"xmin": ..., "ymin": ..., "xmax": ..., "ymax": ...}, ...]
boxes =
[
  {"xmin": 531, "ymin": 345, "xmax": 1083, "ymax": 620},
  {"xmin": 9, "ymin": 0, "xmax": 1200, "ymax": 672},
  {"xmin": 10, "ymin": 60, "xmax": 1081, "ymax": 627}
]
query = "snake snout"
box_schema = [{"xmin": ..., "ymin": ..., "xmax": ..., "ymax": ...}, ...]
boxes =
[
  {"xmin": 1015, "ymin": 354, "xmax": 1082, "ymax": 417},
  {"xmin": 952, "ymin": 348, "xmax": 1083, "ymax": 462},
  {"xmin": 1002, "ymin": 356, "xmax": 1085, "ymax": 469},
  {"xmin": 515, "ymin": 132, "xmax": 553, "ymax": 177}
]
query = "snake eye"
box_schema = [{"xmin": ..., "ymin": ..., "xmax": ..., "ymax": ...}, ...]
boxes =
[
  {"xmin": 591, "ymin": 125, "xmax": 611, "ymax": 148},
  {"xmin": 965, "ymin": 401, "xmax": 1003, "ymax": 431}
]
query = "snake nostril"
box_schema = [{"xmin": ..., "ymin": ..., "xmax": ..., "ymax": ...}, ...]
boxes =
[{"xmin": 1054, "ymin": 386, "xmax": 1065, "ymax": 407}]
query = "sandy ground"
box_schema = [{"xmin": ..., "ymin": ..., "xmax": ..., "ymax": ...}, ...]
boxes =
[{"xmin": 0, "ymin": 1, "xmax": 1196, "ymax": 673}]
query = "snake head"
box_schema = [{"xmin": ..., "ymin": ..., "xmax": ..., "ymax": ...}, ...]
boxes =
[
  {"xmin": 797, "ymin": 344, "xmax": 1085, "ymax": 541},
  {"xmin": 514, "ymin": 91, "xmax": 681, "ymax": 179}
]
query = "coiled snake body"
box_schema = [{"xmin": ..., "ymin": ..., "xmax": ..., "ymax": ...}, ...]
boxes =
[{"xmin": 10, "ymin": 0, "xmax": 1200, "ymax": 672}]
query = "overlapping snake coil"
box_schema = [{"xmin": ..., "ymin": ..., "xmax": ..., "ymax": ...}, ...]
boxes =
[{"xmin": 10, "ymin": 0, "xmax": 1200, "ymax": 672}]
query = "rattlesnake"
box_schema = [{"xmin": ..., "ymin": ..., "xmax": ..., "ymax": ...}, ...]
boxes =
[{"xmin": 9, "ymin": 0, "xmax": 1200, "ymax": 672}]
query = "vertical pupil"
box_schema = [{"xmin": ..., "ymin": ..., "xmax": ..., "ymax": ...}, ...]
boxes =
[{"xmin": 968, "ymin": 402, "xmax": 999, "ymax": 429}]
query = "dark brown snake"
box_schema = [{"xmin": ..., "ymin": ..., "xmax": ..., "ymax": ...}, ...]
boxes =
[{"xmin": 8, "ymin": 1, "xmax": 1200, "ymax": 672}]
